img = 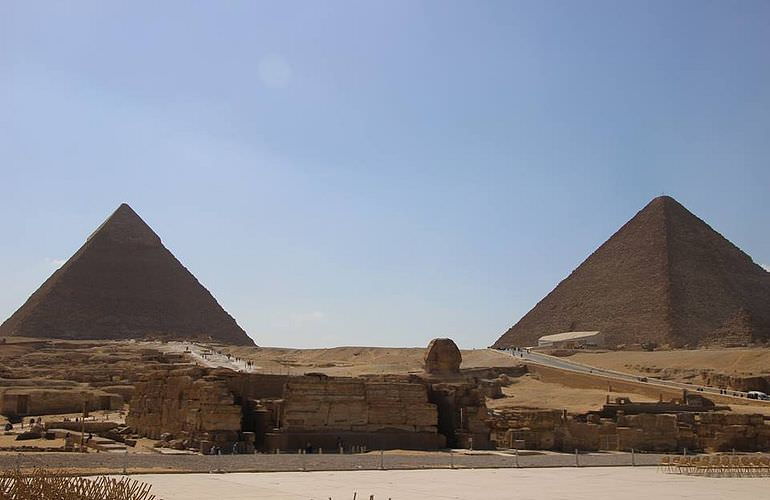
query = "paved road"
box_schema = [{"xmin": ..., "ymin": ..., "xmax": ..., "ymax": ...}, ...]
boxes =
[{"xmin": 497, "ymin": 348, "xmax": 759, "ymax": 402}]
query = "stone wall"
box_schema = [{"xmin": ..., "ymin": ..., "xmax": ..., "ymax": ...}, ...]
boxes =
[
  {"xmin": 615, "ymin": 413, "xmax": 679, "ymax": 451},
  {"xmin": 489, "ymin": 409, "xmax": 565, "ymax": 450},
  {"xmin": 266, "ymin": 374, "xmax": 446, "ymax": 451},
  {"xmin": 0, "ymin": 388, "xmax": 123, "ymax": 418},
  {"xmin": 694, "ymin": 413, "xmax": 770, "ymax": 452},
  {"xmin": 126, "ymin": 366, "xmax": 242, "ymax": 447},
  {"xmin": 488, "ymin": 408, "xmax": 770, "ymax": 452},
  {"xmin": 280, "ymin": 374, "xmax": 437, "ymax": 433}
]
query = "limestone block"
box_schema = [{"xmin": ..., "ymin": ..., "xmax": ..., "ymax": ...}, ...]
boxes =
[
  {"xmin": 405, "ymin": 405, "xmax": 438, "ymax": 426},
  {"xmin": 367, "ymin": 405, "xmax": 407, "ymax": 425},
  {"xmin": 723, "ymin": 414, "xmax": 750, "ymax": 426},
  {"xmin": 284, "ymin": 400, "xmax": 322, "ymax": 413}
]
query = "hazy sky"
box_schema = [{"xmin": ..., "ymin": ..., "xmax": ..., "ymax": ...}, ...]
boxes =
[{"xmin": 2, "ymin": 1, "xmax": 769, "ymax": 348}]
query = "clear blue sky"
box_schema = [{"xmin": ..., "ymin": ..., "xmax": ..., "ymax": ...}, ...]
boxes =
[{"xmin": 1, "ymin": 1, "xmax": 768, "ymax": 348}]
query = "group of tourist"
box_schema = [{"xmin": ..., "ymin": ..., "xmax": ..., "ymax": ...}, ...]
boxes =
[
  {"xmin": 4, "ymin": 416, "xmax": 43, "ymax": 431},
  {"xmin": 208, "ymin": 442, "xmax": 242, "ymax": 455}
]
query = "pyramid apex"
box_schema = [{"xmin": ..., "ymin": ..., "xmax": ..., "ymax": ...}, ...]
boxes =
[
  {"xmin": 113, "ymin": 202, "xmax": 139, "ymax": 216},
  {"xmin": 648, "ymin": 194, "xmax": 681, "ymax": 206},
  {"xmin": 88, "ymin": 203, "xmax": 161, "ymax": 246},
  {"xmin": 641, "ymin": 195, "xmax": 691, "ymax": 218}
]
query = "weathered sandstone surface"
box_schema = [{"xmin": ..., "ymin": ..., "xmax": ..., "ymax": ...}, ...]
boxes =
[{"xmin": 488, "ymin": 406, "xmax": 770, "ymax": 453}]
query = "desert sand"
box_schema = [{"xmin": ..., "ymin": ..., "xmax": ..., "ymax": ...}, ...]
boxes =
[
  {"xmin": 568, "ymin": 349, "xmax": 770, "ymax": 378},
  {"xmin": 221, "ymin": 345, "xmax": 520, "ymax": 376}
]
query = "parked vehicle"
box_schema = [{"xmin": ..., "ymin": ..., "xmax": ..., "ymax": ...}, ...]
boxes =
[{"xmin": 747, "ymin": 391, "xmax": 770, "ymax": 401}]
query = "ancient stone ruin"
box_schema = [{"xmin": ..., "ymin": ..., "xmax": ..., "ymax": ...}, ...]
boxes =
[
  {"xmin": 129, "ymin": 368, "xmax": 427, "ymax": 452},
  {"xmin": 487, "ymin": 393, "xmax": 770, "ymax": 453},
  {"xmin": 0, "ymin": 204, "xmax": 253, "ymax": 345},
  {"xmin": 494, "ymin": 195, "xmax": 770, "ymax": 349},
  {"xmin": 0, "ymin": 340, "xmax": 188, "ymax": 420},
  {"xmin": 126, "ymin": 338, "xmax": 497, "ymax": 453},
  {"xmin": 125, "ymin": 365, "xmax": 496, "ymax": 453}
]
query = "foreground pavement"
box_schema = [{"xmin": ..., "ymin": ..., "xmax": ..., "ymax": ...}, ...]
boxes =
[{"xmin": 133, "ymin": 467, "xmax": 767, "ymax": 500}]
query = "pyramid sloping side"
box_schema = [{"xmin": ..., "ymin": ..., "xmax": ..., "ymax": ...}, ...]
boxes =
[
  {"xmin": 0, "ymin": 205, "xmax": 255, "ymax": 346},
  {"xmin": 493, "ymin": 196, "xmax": 770, "ymax": 348},
  {"xmin": 664, "ymin": 200, "xmax": 770, "ymax": 345},
  {"xmin": 492, "ymin": 197, "xmax": 675, "ymax": 348}
]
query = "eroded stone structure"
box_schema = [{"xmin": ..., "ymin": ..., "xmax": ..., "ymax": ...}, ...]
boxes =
[
  {"xmin": 423, "ymin": 338, "xmax": 461, "ymax": 375},
  {"xmin": 126, "ymin": 368, "xmax": 458, "ymax": 452},
  {"xmin": 266, "ymin": 374, "xmax": 445, "ymax": 451},
  {"xmin": 126, "ymin": 367, "xmax": 287, "ymax": 452},
  {"xmin": 126, "ymin": 339, "xmax": 499, "ymax": 452},
  {"xmin": 488, "ymin": 396, "xmax": 770, "ymax": 453}
]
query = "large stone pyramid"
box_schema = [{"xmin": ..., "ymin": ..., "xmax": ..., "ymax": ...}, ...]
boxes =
[
  {"xmin": 0, "ymin": 204, "xmax": 254, "ymax": 345},
  {"xmin": 493, "ymin": 196, "xmax": 770, "ymax": 349}
]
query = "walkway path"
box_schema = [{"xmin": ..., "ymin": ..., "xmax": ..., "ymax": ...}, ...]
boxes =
[
  {"xmin": 159, "ymin": 342, "xmax": 257, "ymax": 373},
  {"xmin": 498, "ymin": 348, "xmax": 757, "ymax": 401}
]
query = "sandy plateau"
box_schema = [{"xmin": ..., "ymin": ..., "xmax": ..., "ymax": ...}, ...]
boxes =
[
  {"xmin": 220, "ymin": 345, "xmax": 522, "ymax": 376},
  {"xmin": 568, "ymin": 348, "xmax": 770, "ymax": 380}
]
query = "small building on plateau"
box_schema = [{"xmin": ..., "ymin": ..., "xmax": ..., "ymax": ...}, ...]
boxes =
[{"xmin": 537, "ymin": 331, "xmax": 604, "ymax": 349}]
